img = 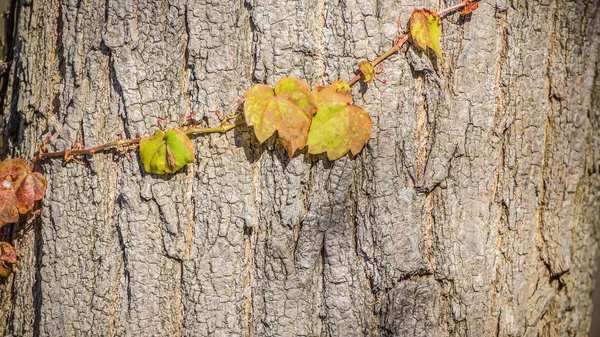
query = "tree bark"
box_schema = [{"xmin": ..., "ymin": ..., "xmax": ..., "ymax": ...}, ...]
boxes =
[{"xmin": 0, "ymin": 0, "xmax": 599, "ymax": 336}]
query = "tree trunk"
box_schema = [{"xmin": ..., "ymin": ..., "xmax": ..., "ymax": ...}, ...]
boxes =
[{"xmin": 0, "ymin": 0, "xmax": 599, "ymax": 336}]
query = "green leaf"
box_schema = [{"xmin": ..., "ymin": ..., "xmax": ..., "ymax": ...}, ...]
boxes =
[
  {"xmin": 409, "ymin": 9, "xmax": 443, "ymax": 61},
  {"xmin": 243, "ymin": 77, "xmax": 317, "ymax": 158},
  {"xmin": 306, "ymin": 81, "xmax": 372, "ymax": 160},
  {"xmin": 139, "ymin": 129, "xmax": 195, "ymax": 174}
]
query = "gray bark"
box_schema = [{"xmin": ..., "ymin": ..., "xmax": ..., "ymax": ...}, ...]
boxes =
[{"xmin": 0, "ymin": 0, "xmax": 599, "ymax": 336}]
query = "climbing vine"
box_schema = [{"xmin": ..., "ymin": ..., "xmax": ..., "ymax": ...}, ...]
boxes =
[{"xmin": 0, "ymin": 1, "xmax": 479, "ymax": 277}]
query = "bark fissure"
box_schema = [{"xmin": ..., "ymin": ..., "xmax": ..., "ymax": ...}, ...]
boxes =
[
  {"xmin": 114, "ymin": 206, "xmax": 131, "ymax": 315},
  {"xmin": 31, "ymin": 217, "xmax": 43, "ymax": 337}
]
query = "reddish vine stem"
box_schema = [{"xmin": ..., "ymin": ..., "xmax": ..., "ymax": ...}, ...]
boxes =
[
  {"xmin": 34, "ymin": 138, "xmax": 141, "ymax": 163},
  {"xmin": 185, "ymin": 120, "xmax": 245, "ymax": 136},
  {"xmin": 34, "ymin": 119, "xmax": 244, "ymax": 163},
  {"xmin": 347, "ymin": 0, "xmax": 473, "ymax": 86},
  {"xmin": 437, "ymin": 0, "xmax": 473, "ymax": 18}
]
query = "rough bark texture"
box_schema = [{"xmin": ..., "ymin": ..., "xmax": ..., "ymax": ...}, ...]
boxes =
[{"xmin": 0, "ymin": 0, "xmax": 599, "ymax": 336}]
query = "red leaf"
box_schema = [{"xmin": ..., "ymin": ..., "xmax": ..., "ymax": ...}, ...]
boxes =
[
  {"xmin": 0, "ymin": 189, "xmax": 18, "ymax": 225},
  {"xmin": 16, "ymin": 172, "xmax": 46, "ymax": 213},
  {"xmin": 0, "ymin": 158, "xmax": 47, "ymax": 227}
]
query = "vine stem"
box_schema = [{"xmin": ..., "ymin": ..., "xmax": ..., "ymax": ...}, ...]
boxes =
[
  {"xmin": 34, "ymin": 138, "xmax": 141, "ymax": 163},
  {"xmin": 32, "ymin": 0, "xmax": 474, "ymax": 164},
  {"xmin": 347, "ymin": 34, "xmax": 409, "ymax": 86},
  {"xmin": 347, "ymin": 0, "xmax": 472, "ymax": 86},
  {"xmin": 33, "ymin": 120, "xmax": 243, "ymax": 163},
  {"xmin": 185, "ymin": 120, "xmax": 245, "ymax": 136},
  {"xmin": 437, "ymin": 0, "xmax": 472, "ymax": 18}
]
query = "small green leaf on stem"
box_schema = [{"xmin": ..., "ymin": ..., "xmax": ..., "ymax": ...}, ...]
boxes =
[
  {"xmin": 139, "ymin": 130, "xmax": 195, "ymax": 174},
  {"xmin": 359, "ymin": 61, "xmax": 375, "ymax": 83}
]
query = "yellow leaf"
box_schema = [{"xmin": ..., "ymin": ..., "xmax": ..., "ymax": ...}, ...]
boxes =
[
  {"xmin": 243, "ymin": 78, "xmax": 317, "ymax": 158},
  {"xmin": 359, "ymin": 61, "xmax": 375, "ymax": 83},
  {"xmin": 409, "ymin": 9, "xmax": 443, "ymax": 61},
  {"xmin": 306, "ymin": 81, "xmax": 372, "ymax": 160}
]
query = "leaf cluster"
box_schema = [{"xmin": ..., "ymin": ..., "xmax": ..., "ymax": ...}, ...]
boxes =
[
  {"xmin": 0, "ymin": 1, "xmax": 480, "ymax": 278},
  {"xmin": 0, "ymin": 159, "xmax": 46, "ymax": 278},
  {"xmin": 244, "ymin": 78, "xmax": 372, "ymax": 160}
]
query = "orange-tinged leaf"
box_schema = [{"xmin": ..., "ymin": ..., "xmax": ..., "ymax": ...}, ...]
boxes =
[
  {"xmin": 0, "ymin": 189, "xmax": 18, "ymax": 225},
  {"xmin": 243, "ymin": 77, "xmax": 317, "ymax": 158},
  {"xmin": 461, "ymin": 0, "xmax": 478, "ymax": 15},
  {"xmin": 15, "ymin": 172, "xmax": 46, "ymax": 214},
  {"xmin": 409, "ymin": 9, "xmax": 443, "ymax": 61},
  {"xmin": 0, "ymin": 242, "xmax": 17, "ymax": 264},
  {"xmin": 359, "ymin": 61, "xmax": 375, "ymax": 83},
  {"xmin": 0, "ymin": 261, "xmax": 11, "ymax": 278},
  {"xmin": 306, "ymin": 81, "xmax": 372, "ymax": 160},
  {"xmin": 314, "ymin": 80, "xmax": 352, "ymax": 107},
  {"xmin": 0, "ymin": 158, "xmax": 46, "ymax": 227}
]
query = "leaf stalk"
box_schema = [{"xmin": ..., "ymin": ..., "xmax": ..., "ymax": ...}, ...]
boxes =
[{"xmin": 348, "ymin": 0, "xmax": 474, "ymax": 86}]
